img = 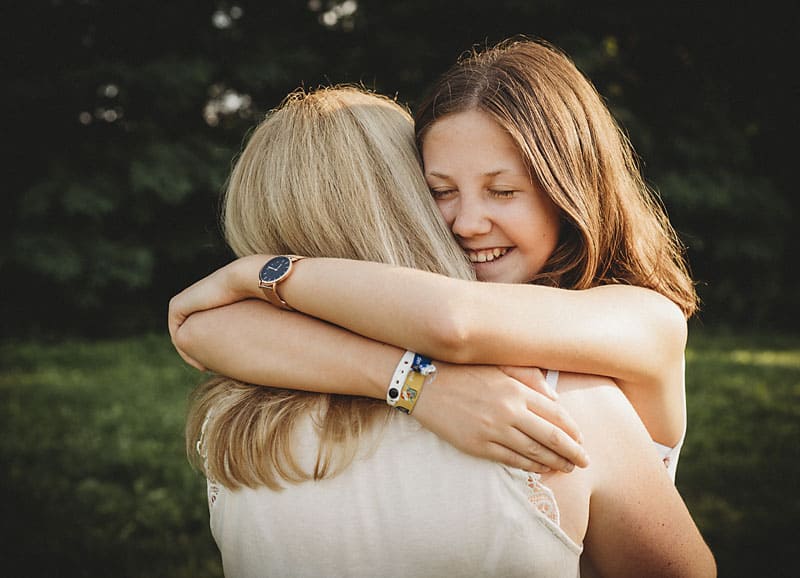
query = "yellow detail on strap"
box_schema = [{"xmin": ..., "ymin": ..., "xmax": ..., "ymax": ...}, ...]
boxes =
[{"xmin": 394, "ymin": 370, "xmax": 426, "ymax": 414}]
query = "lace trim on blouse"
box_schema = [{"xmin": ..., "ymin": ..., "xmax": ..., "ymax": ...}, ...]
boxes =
[
  {"xmin": 526, "ymin": 472, "xmax": 560, "ymax": 526},
  {"xmin": 198, "ymin": 413, "xmax": 220, "ymax": 509},
  {"xmin": 524, "ymin": 370, "xmax": 563, "ymax": 525}
]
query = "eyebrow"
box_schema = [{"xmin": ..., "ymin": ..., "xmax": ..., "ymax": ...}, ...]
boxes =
[{"xmin": 427, "ymin": 169, "xmax": 510, "ymax": 179}]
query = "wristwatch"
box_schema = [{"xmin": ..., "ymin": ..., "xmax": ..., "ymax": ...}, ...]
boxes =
[{"xmin": 258, "ymin": 255, "xmax": 306, "ymax": 310}]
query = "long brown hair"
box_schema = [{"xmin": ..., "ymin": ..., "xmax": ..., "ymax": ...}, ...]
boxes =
[
  {"xmin": 186, "ymin": 87, "xmax": 474, "ymax": 490},
  {"xmin": 415, "ymin": 38, "xmax": 698, "ymax": 317}
]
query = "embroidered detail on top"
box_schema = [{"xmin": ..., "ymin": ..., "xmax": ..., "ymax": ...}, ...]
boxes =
[
  {"xmin": 199, "ymin": 412, "xmax": 221, "ymax": 509},
  {"xmin": 207, "ymin": 478, "xmax": 220, "ymax": 509},
  {"xmin": 527, "ymin": 473, "xmax": 560, "ymax": 526}
]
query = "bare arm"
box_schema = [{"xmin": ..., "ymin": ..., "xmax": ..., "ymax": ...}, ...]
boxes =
[
  {"xmin": 175, "ymin": 299, "xmax": 588, "ymax": 472},
  {"xmin": 556, "ymin": 375, "xmax": 715, "ymax": 577},
  {"xmin": 176, "ymin": 300, "xmax": 394, "ymax": 399},
  {"xmin": 170, "ymin": 255, "xmax": 687, "ymax": 445},
  {"xmin": 271, "ymin": 257, "xmax": 687, "ymax": 385},
  {"xmin": 174, "ymin": 255, "xmax": 686, "ymax": 384}
]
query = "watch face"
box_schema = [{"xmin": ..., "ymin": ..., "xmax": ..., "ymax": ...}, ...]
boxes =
[{"xmin": 259, "ymin": 256, "xmax": 292, "ymax": 284}]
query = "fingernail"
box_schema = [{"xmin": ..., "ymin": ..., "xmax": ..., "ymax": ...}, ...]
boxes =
[{"xmin": 562, "ymin": 462, "xmax": 575, "ymax": 473}]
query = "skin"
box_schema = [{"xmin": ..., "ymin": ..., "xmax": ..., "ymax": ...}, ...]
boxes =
[
  {"xmin": 542, "ymin": 372, "xmax": 715, "ymax": 576},
  {"xmin": 169, "ymin": 108, "xmax": 714, "ymax": 575},
  {"xmin": 170, "ymin": 109, "xmax": 688, "ymax": 470},
  {"xmin": 425, "ymin": 109, "xmax": 562, "ymax": 284},
  {"xmin": 173, "ymin": 288, "xmax": 587, "ymax": 474}
]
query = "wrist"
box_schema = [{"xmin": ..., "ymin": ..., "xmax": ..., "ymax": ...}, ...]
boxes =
[
  {"xmin": 356, "ymin": 344, "xmax": 405, "ymax": 399},
  {"xmin": 386, "ymin": 351, "xmax": 436, "ymax": 414},
  {"xmin": 239, "ymin": 254, "xmax": 275, "ymax": 300}
]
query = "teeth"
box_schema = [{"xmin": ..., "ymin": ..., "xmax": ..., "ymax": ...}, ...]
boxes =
[{"xmin": 466, "ymin": 248, "xmax": 509, "ymax": 263}]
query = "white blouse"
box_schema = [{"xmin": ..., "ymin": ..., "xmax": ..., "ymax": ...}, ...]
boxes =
[
  {"xmin": 204, "ymin": 375, "xmax": 581, "ymax": 577},
  {"xmin": 204, "ymin": 366, "xmax": 686, "ymax": 577}
]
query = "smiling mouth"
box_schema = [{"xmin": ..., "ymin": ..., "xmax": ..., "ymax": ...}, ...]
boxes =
[{"xmin": 465, "ymin": 247, "xmax": 511, "ymax": 264}]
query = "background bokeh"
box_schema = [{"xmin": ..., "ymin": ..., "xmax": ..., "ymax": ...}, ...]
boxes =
[
  {"xmin": 3, "ymin": 0, "xmax": 798, "ymax": 336},
  {"xmin": 2, "ymin": 1, "xmax": 798, "ymax": 577}
]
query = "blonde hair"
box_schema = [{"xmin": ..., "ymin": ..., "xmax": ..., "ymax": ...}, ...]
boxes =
[
  {"xmin": 186, "ymin": 86, "xmax": 474, "ymax": 489},
  {"xmin": 416, "ymin": 38, "xmax": 698, "ymax": 317}
]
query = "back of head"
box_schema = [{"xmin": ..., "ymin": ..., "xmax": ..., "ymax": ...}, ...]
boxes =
[
  {"xmin": 415, "ymin": 38, "xmax": 697, "ymax": 317},
  {"xmin": 188, "ymin": 87, "xmax": 473, "ymax": 490},
  {"xmin": 224, "ymin": 86, "xmax": 472, "ymax": 280}
]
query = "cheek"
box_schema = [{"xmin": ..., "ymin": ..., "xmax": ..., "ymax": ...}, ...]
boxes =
[
  {"xmin": 511, "ymin": 208, "xmax": 557, "ymax": 255},
  {"xmin": 434, "ymin": 199, "xmax": 456, "ymax": 227}
]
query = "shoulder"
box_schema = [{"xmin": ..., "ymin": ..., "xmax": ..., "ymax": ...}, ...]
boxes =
[
  {"xmin": 554, "ymin": 372, "xmax": 662, "ymax": 485},
  {"xmin": 557, "ymin": 372, "xmax": 715, "ymax": 576},
  {"xmin": 555, "ymin": 372, "xmax": 633, "ymax": 421},
  {"xmin": 588, "ymin": 284, "xmax": 688, "ymax": 344}
]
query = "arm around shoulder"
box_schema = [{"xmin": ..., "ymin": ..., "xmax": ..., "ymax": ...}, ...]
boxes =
[
  {"xmin": 237, "ymin": 256, "xmax": 689, "ymax": 391},
  {"xmin": 174, "ymin": 299, "xmax": 398, "ymax": 399},
  {"xmin": 430, "ymin": 282, "xmax": 688, "ymax": 389}
]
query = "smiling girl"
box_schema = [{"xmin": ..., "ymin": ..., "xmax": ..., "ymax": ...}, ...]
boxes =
[
  {"xmin": 171, "ymin": 39, "xmax": 696, "ymax": 479},
  {"xmin": 171, "ymin": 38, "xmax": 715, "ymax": 575}
]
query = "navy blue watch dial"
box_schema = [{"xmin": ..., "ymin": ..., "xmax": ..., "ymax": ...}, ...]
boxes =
[{"xmin": 259, "ymin": 256, "xmax": 292, "ymax": 284}]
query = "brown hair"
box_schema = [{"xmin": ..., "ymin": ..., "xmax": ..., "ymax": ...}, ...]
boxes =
[
  {"xmin": 415, "ymin": 38, "xmax": 698, "ymax": 317},
  {"xmin": 186, "ymin": 86, "xmax": 474, "ymax": 490}
]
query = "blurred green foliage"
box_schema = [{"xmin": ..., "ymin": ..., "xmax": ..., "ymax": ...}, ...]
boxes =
[
  {"xmin": 3, "ymin": 0, "xmax": 797, "ymax": 336},
  {"xmin": 1, "ymin": 332, "xmax": 797, "ymax": 576}
]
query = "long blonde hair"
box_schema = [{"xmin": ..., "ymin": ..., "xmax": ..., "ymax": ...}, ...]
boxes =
[
  {"xmin": 186, "ymin": 86, "xmax": 474, "ymax": 489},
  {"xmin": 415, "ymin": 38, "xmax": 698, "ymax": 316}
]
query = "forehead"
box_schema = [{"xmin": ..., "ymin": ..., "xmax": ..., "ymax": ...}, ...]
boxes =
[{"xmin": 421, "ymin": 109, "xmax": 528, "ymax": 175}]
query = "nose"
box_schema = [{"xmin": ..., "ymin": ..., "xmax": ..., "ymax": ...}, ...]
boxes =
[{"xmin": 450, "ymin": 195, "xmax": 492, "ymax": 239}]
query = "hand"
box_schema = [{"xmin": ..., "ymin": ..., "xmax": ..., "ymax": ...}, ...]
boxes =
[
  {"xmin": 168, "ymin": 255, "xmax": 268, "ymax": 369},
  {"xmin": 411, "ymin": 362, "xmax": 589, "ymax": 473}
]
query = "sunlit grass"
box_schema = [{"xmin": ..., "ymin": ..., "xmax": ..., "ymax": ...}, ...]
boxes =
[
  {"xmin": 1, "ymin": 331, "xmax": 798, "ymax": 577},
  {"xmin": 679, "ymin": 330, "xmax": 800, "ymax": 578}
]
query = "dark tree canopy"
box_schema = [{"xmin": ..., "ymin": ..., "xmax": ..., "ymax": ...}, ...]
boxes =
[{"xmin": 4, "ymin": 0, "xmax": 797, "ymax": 336}]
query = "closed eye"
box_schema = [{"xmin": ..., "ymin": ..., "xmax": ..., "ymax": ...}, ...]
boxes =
[
  {"xmin": 430, "ymin": 188, "xmax": 456, "ymax": 200},
  {"xmin": 489, "ymin": 189, "xmax": 516, "ymax": 198}
]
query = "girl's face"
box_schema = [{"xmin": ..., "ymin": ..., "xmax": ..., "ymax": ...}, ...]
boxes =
[{"xmin": 422, "ymin": 109, "xmax": 561, "ymax": 284}]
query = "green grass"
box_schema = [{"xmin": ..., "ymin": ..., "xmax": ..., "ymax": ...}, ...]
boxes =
[
  {"xmin": 0, "ymin": 335, "xmax": 221, "ymax": 577},
  {"xmin": 678, "ymin": 331, "xmax": 800, "ymax": 577},
  {"xmin": 1, "ymin": 331, "xmax": 798, "ymax": 577}
]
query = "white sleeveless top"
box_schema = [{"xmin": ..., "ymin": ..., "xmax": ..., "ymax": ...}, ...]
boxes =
[
  {"xmin": 203, "ymin": 372, "xmax": 581, "ymax": 577},
  {"xmin": 658, "ymin": 358, "xmax": 687, "ymax": 481}
]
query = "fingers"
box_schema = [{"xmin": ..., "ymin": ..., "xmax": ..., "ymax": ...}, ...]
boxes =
[
  {"xmin": 476, "ymin": 383, "xmax": 588, "ymax": 471},
  {"xmin": 524, "ymin": 391, "xmax": 583, "ymax": 444},
  {"xmin": 500, "ymin": 365, "xmax": 557, "ymax": 400},
  {"xmin": 506, "ymin": 427, "xmax": 578, "ymax": 472},
  {"xmin": 414, "ymin": 363, "xmax": 589, "ymax": 473},
  {"xmin": 513, "ymin": 407, "xmax": 590, "ymax": 469},
  {"xmin": 484, "ymin": 441, "xmax": 554, "ymax": 474},
  {"xmin": 500, "ymin": 373, "xmax": 589, "ymax": 468}
]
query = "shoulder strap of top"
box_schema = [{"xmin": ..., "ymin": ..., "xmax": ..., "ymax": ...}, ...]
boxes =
[{"xmin": 545, "ymin": 369, "xmax": 559, "ymax": 392}]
